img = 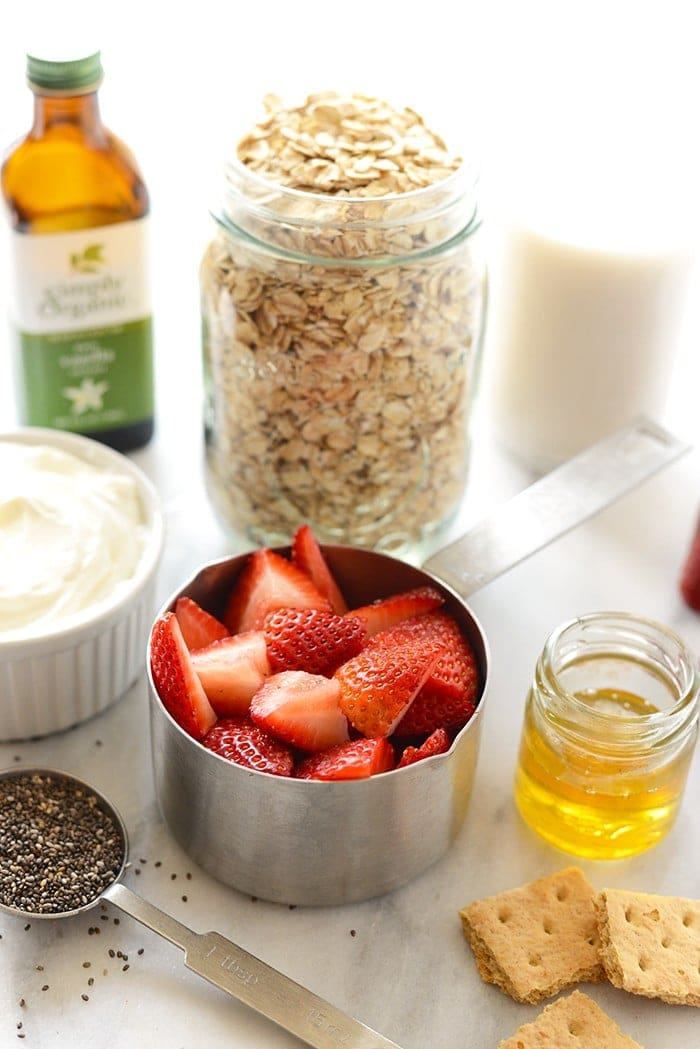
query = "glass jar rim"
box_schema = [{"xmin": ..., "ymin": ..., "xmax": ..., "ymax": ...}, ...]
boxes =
[
  {"xmin": 222, "ymin": 154, "xmax": 478, "ymax": 210},
  {"xmin": 538, "ymin": 610, "xmax": 699, "ymax": 731},
  {"xmin": 210, "ymin": 205, "xmax": 482, "ymax": 268},
  {"xmin": 215, "ymin": 156, "xmax": 481, "ymax": 265}
]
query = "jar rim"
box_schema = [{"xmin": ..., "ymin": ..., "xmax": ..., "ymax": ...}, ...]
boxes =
[
  {"xmin": 209, "ymin": 205, "xmax": 482, "ymax": 268},
  {"xmin": 539, "ymin": 610, "xmax": 699, "ymax": 730},
  {"xmin": 215, "ymin": 155, "xmax": 481, "ymax": 263},
  {"xmin": 222, "ymin": 154, "xmax": 478, "ymax": 209}
]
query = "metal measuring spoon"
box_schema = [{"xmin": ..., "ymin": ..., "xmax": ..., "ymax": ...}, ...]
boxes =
[{"xmin": 0, "ymin": 767, "xmax": 401, "ymax": 1049}]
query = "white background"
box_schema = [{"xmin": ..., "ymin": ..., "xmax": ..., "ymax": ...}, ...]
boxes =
[
  {"xmin": 1, "ymin": 9, "xmax": 700, "ymax": 1047},
  {"xmin": 1, "ymin": 0, "xmax": 700, "ymax": 449}
]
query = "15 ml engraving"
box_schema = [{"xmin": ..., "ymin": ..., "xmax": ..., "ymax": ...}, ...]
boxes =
[{"xmin": 306, "ymin": 1008, "xmax": 351, "ymax": 1044}]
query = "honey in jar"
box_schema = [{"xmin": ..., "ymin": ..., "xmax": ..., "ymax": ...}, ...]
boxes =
[{"xmin": 514, "ymin": 612, "xmax": 699, "ymax": 859}]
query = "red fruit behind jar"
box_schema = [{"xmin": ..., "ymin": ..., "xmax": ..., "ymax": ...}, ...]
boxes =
[{"xmin": 680, "ymin": 514, "xmax": 700, "ymax": 612}]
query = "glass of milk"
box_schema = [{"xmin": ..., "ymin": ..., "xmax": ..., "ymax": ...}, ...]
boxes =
[{"xmin": 487, "ymin": 168, "xmax": 697, "ymax": 473}]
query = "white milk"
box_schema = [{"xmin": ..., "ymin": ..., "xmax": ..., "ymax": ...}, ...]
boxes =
[{"xmin": 488, "ymin": 202, "xmax": 695, "ymax": 472}]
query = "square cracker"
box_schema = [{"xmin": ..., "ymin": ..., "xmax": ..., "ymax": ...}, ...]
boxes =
[
  {"xmin": 459, "ymin": 867, "xmax": 604, "ymax": 1004},
  {"xmin": 498, "ymin": 989, "xmax": 645, "ymax": 1048},
  {"xmin": 595, "ymin": 888, "xmax": 700, "ymax": 1007}
]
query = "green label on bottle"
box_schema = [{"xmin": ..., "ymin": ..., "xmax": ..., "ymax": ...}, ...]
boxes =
[
  {"xmin": 17, "ymin": 318, "xmax": 154, "ymax": 432},
  {"xmin": 9, "ymin": 220, "xmax": 154, "ymax": 434}
]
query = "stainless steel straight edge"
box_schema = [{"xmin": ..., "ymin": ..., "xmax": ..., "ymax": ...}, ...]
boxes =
[
  {"xmin": 103, "ymin": 882, "xmax": 402, "ymax": 1049},
  {"xmin": 423, "ymin": 417, "xmax": 690, "ymax": 599}
]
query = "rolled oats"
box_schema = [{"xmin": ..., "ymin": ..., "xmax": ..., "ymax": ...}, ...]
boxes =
[{"xmin": 201, "ymin": 92, "xmax": 485, "ymax": 554}]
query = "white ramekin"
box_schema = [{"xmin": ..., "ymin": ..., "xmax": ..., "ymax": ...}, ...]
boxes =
[{"xmin": 0, "ymin": 427, "xmax": 164, "ymax": 741}]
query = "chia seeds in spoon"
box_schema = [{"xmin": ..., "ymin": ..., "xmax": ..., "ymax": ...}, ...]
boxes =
[{"xmin": 0, "ymin": 772, "xmax": 124, "ymax": 915}]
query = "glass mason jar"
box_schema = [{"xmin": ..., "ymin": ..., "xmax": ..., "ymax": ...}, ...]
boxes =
[
  {"xmin": 200, "ymin": 157, "xmax": 486, "ymax": 558},
  {"xmin": 514, "ymin": 612, "xmax": 700, "ymax": 860}
]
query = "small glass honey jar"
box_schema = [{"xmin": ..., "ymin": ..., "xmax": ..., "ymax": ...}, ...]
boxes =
[{"xmin": 514, "ymin": 612, "xmax": 699, "ymax": 860}]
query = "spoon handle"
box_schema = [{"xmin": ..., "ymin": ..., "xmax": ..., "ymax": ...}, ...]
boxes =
[
  {"xmin": 103, "ymin": 882, "xmax": 401, "ymax": 1049},
  {"xmin": 423, "ymin": 416, "xmax": 689, "ymax": 598}
]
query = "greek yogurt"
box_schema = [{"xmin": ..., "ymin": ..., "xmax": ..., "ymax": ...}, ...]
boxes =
[{"xmin": 0, "ymin": 441, "xmax": 146, "ymax": 633}]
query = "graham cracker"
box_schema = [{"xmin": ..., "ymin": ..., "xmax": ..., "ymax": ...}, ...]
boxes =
[
  {"xmin": 595, "ymin": 888, "xmax": 700, "ymax": 1007},
  {"xmin": 459, "ymin": 867, "xmax": 604, "ymax": 1004},
  {"xmin": 498, "ymin": 990, "xmax": 646, "ymax": 1048}
]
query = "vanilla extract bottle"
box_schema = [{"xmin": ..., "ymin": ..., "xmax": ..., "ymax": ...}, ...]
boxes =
[{"xmin": 1, "ymin": 51, "xmax": 154, "ymax": 451}]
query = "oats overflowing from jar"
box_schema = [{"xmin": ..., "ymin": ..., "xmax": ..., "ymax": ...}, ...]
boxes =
[
  {"xmin": 236, "ymin": 92, "xmax": 461, "ymax": 195},
  {"xmin": 201, "ymin": 92, "xmax": 485, "ymax": 554}
]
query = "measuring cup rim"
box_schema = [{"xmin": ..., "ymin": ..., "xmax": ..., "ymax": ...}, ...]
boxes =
[{"xmin": 147, "ymin": 543, "xmax": 492, "ymax": 781}]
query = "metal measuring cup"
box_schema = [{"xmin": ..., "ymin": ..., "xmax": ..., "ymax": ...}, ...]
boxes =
[{"xmin": 150, "ymin": 419, "xmax": 689, "ymax": 906}]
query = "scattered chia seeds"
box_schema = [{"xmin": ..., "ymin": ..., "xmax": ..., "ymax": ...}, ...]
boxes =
[
  {"xmin": 81, "ymin": 993, "xmax": 89, "ymax": 1001},
  {"xmin": 0, "ymin": 773, "xmax": 124, "ymax": 916},
  {"xmin": 137, "ymin": 948, "xmax": 144, "ymax": 956}
]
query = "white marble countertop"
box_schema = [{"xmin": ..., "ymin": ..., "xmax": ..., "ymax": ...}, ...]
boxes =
[{"xmin": 1, "ymin": 396, "xmax": 699, "ymax": 1049}]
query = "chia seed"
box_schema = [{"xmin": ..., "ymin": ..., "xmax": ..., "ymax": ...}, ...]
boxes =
[{"xmin": 0, "ymin": 773, "xmax": 124, "ymax": 915}]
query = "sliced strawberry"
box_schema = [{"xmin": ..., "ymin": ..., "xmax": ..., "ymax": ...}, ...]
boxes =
[
  {"xmin": 191, "ymin": 631, "xmax": 270, "ymax": 716},
  {"xmin": 291, "ymin": 524, "xmax": 348, "ymax": 614},
  {"xmin": 334, "ymin": 637, "xmax": 444, "ymax": 738},
  {"xmin": 202, "ymin": 717, "xmax": 294, "ymax": 777},
  {"xmin": 296, "ymin": 738, "xmax": 395, "ymax": 781},
  {"xmin": 224, "ymin": 549, "xmax": 332, "ymax": 634},
  {"xmin": 396, "ymin": 728, "xmax": 451, "ymax": 768},
  {"xmin": 395, "ymin": 617, "xmax": 479, "ymax": 736},
  {"xmin": 150, "ymin": 613, "xmax": 217, "ymax": 740},
  {"xmin": 174, "ymin": 596, "xmax": 229, "ymax": 651},
  {"xmin": 681, "ymin": 515, "xmax": 700, "ymax": 612},
  {"xmin": 250, "ymin": 671, "xmax": 349, "ymax": 752},
  {"xmin": 346, "ymin": 586, "xmax": 444, "ymax": 637},
  {"xmin": 263, "ymin": 608, "xmax": 366, "ymax": 677}
]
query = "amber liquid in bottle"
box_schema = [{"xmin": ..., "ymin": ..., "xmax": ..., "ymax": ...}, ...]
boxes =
[{"xmin": 2, "ymin": 67, "xmax": 154, "ymax": 451}]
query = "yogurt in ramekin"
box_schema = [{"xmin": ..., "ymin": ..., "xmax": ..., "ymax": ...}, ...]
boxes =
[
  {"xmin": 0, "ymin": 442, "xmax": 148, "ymax": 635},
  {"xmin": 0, "ymin": 428, "xmax": 163, "ymax": 740}
]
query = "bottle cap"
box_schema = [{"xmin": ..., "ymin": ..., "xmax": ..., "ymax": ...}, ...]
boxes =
[{"xmin": 26, "ymin": 52, "xmax": 103, "ymax": 94}]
